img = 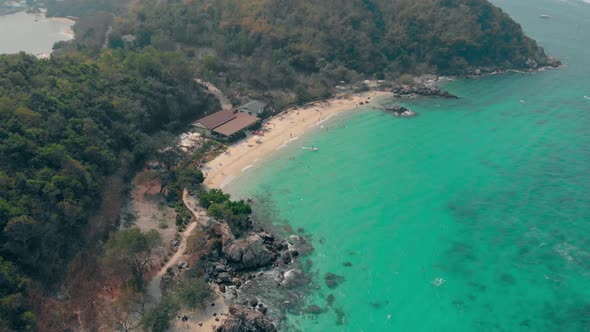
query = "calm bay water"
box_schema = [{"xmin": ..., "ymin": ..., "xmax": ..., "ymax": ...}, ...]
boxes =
[
  {"xmin": 229, "ymin": 0, "xmax": 590, "ymax": 331},
  {"xmin": 0, "ymin": 11, "xmax": 73, "ymax": 56}
]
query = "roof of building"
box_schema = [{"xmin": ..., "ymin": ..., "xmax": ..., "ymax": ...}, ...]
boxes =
[
  {"xmin": 194, "ymin": 110, "xmax": 236, "ymax": 129},
  {"xmin": 237, "ymin": 100, "xmax": 267, "ymax": 113},
  {"xmin": 213, "ymin": 113, "xmax": 260, "ymax": 137}
]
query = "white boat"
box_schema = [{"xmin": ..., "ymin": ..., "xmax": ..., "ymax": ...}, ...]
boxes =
[
  {"xmin": 584, "ymin": 96, "xmax": 590, "ymax": 100},
  {"xmin": 302, "ymin": 146, "xmax": 319, "ymax": 151},
  {"xmin": 540, "ymin": 14, "xmax": 551, "ymax": 19}
]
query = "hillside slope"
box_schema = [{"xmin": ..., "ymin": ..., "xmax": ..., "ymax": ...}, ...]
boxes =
[{"xmin": 117, "ymin": 0, "xmax": 557, "ymax": 102}]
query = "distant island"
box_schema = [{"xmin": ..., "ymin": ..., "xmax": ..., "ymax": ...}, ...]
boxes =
[{"xmin": 0, "ymin": 0, "xmax": 561, "ymax": 331}]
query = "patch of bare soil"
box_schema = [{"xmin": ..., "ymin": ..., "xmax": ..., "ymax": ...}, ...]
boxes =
[{"xmin": 123, "ymin": 183, "xmax": 178, "ymax": 261}]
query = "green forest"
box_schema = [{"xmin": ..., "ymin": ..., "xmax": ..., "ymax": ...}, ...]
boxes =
[
  {"xmin": 0, "ymin": 49, "xmax": 218, "ymax": 330},
  {"xmin": 110, "ymin": 0, "xmax": 553, "ymax": 103}
]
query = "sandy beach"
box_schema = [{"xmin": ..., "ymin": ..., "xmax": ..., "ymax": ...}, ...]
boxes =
[{"xmin": 203, "ymin": 90, "xmax": 391, "ymax": 189}]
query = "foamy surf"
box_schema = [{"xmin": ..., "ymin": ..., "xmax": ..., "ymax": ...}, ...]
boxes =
[{"xmin": 242, "ymin": 164, "xmax": 254, "ymax": 172}]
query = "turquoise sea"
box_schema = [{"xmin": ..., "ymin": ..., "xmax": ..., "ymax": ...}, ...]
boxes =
[{"xmin": 228, "ymin": 0, "xmax": 590, "ymax": 330}]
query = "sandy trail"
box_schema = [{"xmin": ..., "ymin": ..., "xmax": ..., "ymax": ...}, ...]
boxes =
[
  {"xmin": 145, "ymin": 190, "xmax": 229, "ymax": 331},
  {"xmin": 145, "ymin": 220, "xmax": 197, "ymax": 301},
  {"xmin": 204, "ymin": 90, "xmax": 391, "ymax": 189},
  {"xmin": 196, "ymin": 78, "xmax": 233, "ymax": 111}
]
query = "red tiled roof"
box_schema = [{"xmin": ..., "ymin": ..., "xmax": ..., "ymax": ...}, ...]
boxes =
[
  {"xmin": 194, "ymin": 110, "xmax": 236, "ymax": 129},
  {"xmin": 213, "ymin": 113, "xmax": 260, "ymax": 137}
]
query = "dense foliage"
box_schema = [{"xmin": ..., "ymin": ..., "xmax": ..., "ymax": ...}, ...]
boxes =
[
  {"xmin": 44, "ymin": 0, "xmax": 122, "ymax": 17},
  {"xmin": 0, "ymin": 257, "xmax": 34, "ymax": 331},
  {"xmin": 114, "ymin": 0, "xmax": 552, "ymax": 103},
  {"xmin": 201, "ymin": 189, "xmax": 252, "ymax": 236},
  {"xmin": 103, "ymin": 228, "xmax": 162, "ymax": 290},
  {"xmin": 0, "ymin": 49, "xmax": 218, "ymax": 327}
]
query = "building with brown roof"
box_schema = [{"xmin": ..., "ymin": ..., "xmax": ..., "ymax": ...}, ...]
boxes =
[
  {"xmin": 213, "ymin": 113, "xmax": 260, "ymax": 137},
  {"xmin": 192, "ymin": 110, "xmax": 260, "ymax": 139}
]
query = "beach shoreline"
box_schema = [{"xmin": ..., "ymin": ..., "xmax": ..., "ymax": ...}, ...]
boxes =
[{"xmin": 203, "ymin": 90, "xmax": 392, "ymax": 189}]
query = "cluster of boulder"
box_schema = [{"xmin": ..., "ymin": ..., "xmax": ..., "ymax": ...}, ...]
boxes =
[
  {"xmin": 466, "ymin": 55, "xmax": 561, "ymax": 77},
  {"xmin": 206, "ymin": 223, "xmax": 300, "ymax": 279},
  {"xmin": 215, "ymin": 305, "xmax": 277, "ymax": 332},
  {"xmin": 387, "ymin": 105, "xmax": 417, "ymax": 118},
  {"xmin": 202, "ymin": 222, "xmax": 306, "ymax": 330},
  {"xmin": 392, "ymin": 84, "xmax": 458, "ymax": 99}
]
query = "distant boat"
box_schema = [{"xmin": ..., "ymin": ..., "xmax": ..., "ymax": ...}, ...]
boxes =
[
  {"xmin": 302, "ymin": 146, "xmax": 318, "ymax": 151},
  {"xmin": 540, "ymin": 14, "xmax": 551, "ymax": 19},
  {"xmin": 584, "ymin": 96, "xmax": 590, "ymax": 100}
]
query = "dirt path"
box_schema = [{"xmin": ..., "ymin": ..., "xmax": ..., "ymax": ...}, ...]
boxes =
[
  {"xmin": 144, "ymin": 189, "xmax": 211, "ymax": 302},
  {"xmin": 145, "ymin": 189, "xmax": 229, "ymax": 330},
  {"xmin": 146, "ymin": 219, "xmax": 197, "ymax": 301},
  {"xmin": 195, "ymin": 78, "xmax": 233, "ymax": 111}
]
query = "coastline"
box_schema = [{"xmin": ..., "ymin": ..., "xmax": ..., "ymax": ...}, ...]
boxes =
[
  {"xmin": 203, "ymin": 90, "xmax": 392, "ymax": 189},
  {"xmin": 0, "ymin": 10, "xmax": 75, "ymax": 57}
]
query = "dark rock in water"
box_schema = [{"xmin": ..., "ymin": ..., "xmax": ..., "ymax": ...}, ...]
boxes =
[
  {"xmin": 369, "ymin": 300, "xmax": 389, "ymax": 309},
  {"xmin": 342, "ymin": 261, "xmax": 353, "ymax": 267},
  {"xmin": 499, "ymin": 273, "xmax": 516, "ymax": 285},
  {"xmin": 250, "ymin": 299, "xmax": 259, "ymax": 308},
  {"xmin": 216, "ymin": 305, "xmax": 277, "ymax": 332},
  {"xmin": 334, "ymin": 307, "xmax": 346, "ymax": 325},
  {"xmin": 326, "ymin": 294, "xmax": 335, "ymax": 307},
  {"xmin": 305, "ymin": 305, "xmax": 325, "ymax": 315},
  {"xmin": 392, "ymin": 84, "xmax": 458, "ymax": 99},
  {"xmin": 386, "ymin": 105, "xmax": 417, "ymax": 118},
  {"xmin": 325, "ymin": 273, "xmax": 346, "ymax": 289},
  {"xmin": 297, "ymin": 227, "xmax": 305, "ymax": 233}
]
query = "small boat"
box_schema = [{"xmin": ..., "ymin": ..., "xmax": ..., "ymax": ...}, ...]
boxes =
[
  {"xmin": 539, "ymin": 14, "xmax": 551, "ymax": 19},
  {"xmin": 584, "ymin": 96, "xmax": 590, "ymax": 100},
  {"xmin": 302, "ymin": 146, "xmax": 318, "ymax": 151}
]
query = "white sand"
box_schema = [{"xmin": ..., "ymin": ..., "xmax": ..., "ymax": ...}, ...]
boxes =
[{"xmin": 204, "ymin": 91, "xmax": 391, "ymax": 189}]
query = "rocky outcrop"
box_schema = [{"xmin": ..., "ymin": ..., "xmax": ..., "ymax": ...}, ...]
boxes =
[
  {"xmin": 216, "ymin": 305, "xmax": 277, "ymax": 332},
  {"xmin": 223, "ymin": 234, "xmax": 277, "ymax": 270},
  {"xmin": 206, "ymin": 222, "xmax": 303, "ymax": 287},
  {"xmin": 392, "ymin": 84, "xmax": 458, "ymax": 99},
  {"xmin": 464, "ymin": 55, "xmax": 561, "ymax": 77},
  {"xmin": 386, "ymin": 105, "xmax": 417, "ymax": 118}
]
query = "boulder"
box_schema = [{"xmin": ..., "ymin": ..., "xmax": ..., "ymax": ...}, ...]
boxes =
[
  {"xmin": 223, "ymin": 234, "xmax": 276, "ymax": 270},
  {"xmin": 325, "ymin": 273, "xmax": 346, "ymax": 289},
  {"xmin": 386, "ymin": 105, "xmax": 417, "ymax": 117},
  {"xmin": 216, "ymin": 305, "xmax": 277, "ymax": 332},
  {"xmin": 218, "ymin": 272, "xmax": 232, "ymax": 284}
]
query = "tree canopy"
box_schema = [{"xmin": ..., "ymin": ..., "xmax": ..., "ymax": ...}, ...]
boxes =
[
  {"xmin": 113, "ymin": 0, "xmax": 553, "ymax": 104},
  {"xmin": 0, "ymin": 49, "xmax": 218, "ymax": 328}
]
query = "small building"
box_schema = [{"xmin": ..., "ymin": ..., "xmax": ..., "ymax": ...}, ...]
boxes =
[
  {"xmin": 192, "ymin": 110, "xmax": 237, "ymax": 137},
  {"xmin": 213, "ymin": 113, "xmax": 260, "ymax": 138},
  {"xmin": 192, "ymin": 110, "xmax": 260, "ymax": 140},
  {"xmin": 236, "ymin": 100, "xmax": 268, "ymax": 117}
]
